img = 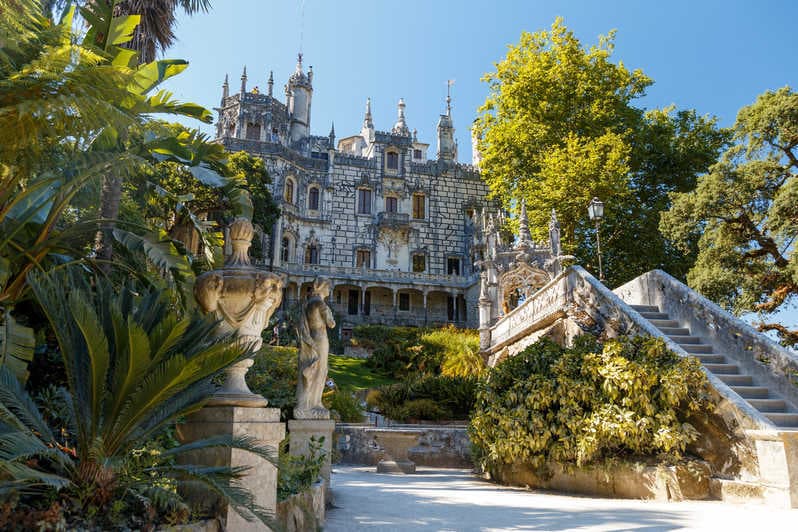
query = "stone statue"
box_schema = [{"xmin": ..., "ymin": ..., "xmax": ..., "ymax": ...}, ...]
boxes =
[
  {"xmin": 294, "ymin": 277, "xmax": 336, "ymax": 419},
  {"xmin": 194, "ymin": 217, "xmax": 284, "ymax": 407}
]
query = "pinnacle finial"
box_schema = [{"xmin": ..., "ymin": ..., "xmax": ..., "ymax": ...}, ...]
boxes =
[
  {"xmin": 267, "ymin": 70, "xmax": 274, "ymax": 96},
  {"xmin": 240, "ymin": 66, "xmax": 247, "ymax": 93},
  {"xmin": 222, "ymin": 73, "xmax": 229, "ymax": 99},
  {"xmin": 363, "ymin": 97, "xmax": 373, "ymax": 129},
  {"xmin": 446, "ymin": 79, "xmax": 454, "ymax": 116},
  {"xmin": 297, "ymin": 52, "xmax": 303, "ymax": 68},
  {"xmin": 516, "ymin": 200, "xmax": 533, "ymax": 249}
]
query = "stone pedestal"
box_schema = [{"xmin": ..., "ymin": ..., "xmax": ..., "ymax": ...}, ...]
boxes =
[
  {"xmin": 288, "ymin": 418, "xmax": 335, "ymax": 496},
  {"xmin": 374, "ymin": 429, "xmax": 418, "ymax": 474},
  {"xmin": 177, "ymin": 406, "xmax": 285, "ymax": 531}
]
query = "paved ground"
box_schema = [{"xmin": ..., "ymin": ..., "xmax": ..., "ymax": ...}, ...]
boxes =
[{"xmin": 325, "ymin": 466, "xmax": 796, "ymax": 531}]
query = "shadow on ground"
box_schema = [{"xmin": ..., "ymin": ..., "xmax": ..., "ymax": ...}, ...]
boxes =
[{"xmin": 325, "ymin": 467, "xmax": 693, "ymax": 531}]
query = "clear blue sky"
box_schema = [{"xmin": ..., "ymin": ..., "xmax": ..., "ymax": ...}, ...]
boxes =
[
  {"xmin": 162, "ymin": 0, "xmax": 797, "ymax": 336},
  {"xmin": 163, "ymin": 0, "xmax": 798, "ymax": 159}
]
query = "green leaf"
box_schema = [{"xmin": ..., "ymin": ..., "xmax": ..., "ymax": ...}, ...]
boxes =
[
  {"xmin": 108, "ymin": 14, "xmax": 141, "ymax": 46},
  {"xmin": 132, "ymin": 60, "xmax": 189, "ymax": 95}
]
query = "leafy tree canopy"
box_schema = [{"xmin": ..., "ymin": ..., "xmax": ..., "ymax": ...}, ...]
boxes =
[
  {"xmin": 661, "ymin": 87, "xmax": 798, "ymax": 347},
  {"xmin": 474, "ymin": 18, "xmax": 729, "ymax": 285}
]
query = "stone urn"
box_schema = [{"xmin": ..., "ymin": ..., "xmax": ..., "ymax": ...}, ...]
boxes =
[
  {"xmin": 193, "ymin": 217, "xmax": 284, "ymax": 407},
  {"xmin": 371, "ymin": 428, "xmax": 419, "ymax": 474}
]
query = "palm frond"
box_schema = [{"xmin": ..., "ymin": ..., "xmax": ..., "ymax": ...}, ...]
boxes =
[{"xmin": 0, "ymin": 366, "xmax": 55, "ymax": 441}]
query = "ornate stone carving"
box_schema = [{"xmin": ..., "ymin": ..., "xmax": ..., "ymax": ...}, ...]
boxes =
[
  {"xmin": 194, "ymin": 217, "xmax": 284, "ymax": 407},
  {"xmin": 294, "ymin": 277, "xmax": 336, "ymax": 419}
]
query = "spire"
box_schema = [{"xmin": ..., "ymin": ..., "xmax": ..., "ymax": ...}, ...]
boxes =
[
  {"xmin": 267, "ymin": 70, "xmax": 274, "ymax": 97},
  {"xmin": 328, "ymin": 122, "xmax": 335, "ymax": 145},
  {"xmin": 222, "ymin": 73, "xmax": 229, "ymax": 99},
  {"xmin": 240, "ymin": 66, "xmax": 247, "ymax": 94},
  {"xmin": 446, "ymin": 79, "xmax": 454, "ymax": 116},
  {"xmin": 363, "ymin": 97, "xmax": 373, "ymax": 129},
  {"xmin": 516, "ymin": 200, "xmax": 532, "ymax": 250},
  {"xmin": 392, "ymin": 98, "xmax": 410, "ymax": 136},
  {"xmin": 549, "ymin": 208, "xmax": 561, "ymax": 255}
]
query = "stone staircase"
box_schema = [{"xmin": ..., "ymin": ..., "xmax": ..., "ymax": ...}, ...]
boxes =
[{"xmin": 630, "ymin": 304, "xmax": 798, "ymax": 428}]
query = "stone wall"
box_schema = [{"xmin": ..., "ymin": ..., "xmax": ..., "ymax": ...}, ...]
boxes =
[
  {"xmin": 334, "ymin": 424, "xmax": 472, "ymax": 468},
  {"xmin": 276, "ymin": 481, "xmax": 325, "ymax": 532}
]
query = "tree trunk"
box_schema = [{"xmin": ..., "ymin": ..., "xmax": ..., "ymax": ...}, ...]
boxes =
[{"xmin": 94, "ymin": 173, "xmax": 123, "ymax": 272}]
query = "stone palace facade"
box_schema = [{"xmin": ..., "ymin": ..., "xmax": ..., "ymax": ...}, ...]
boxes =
[{"xmin": 214, "ymin": 55, "xmax": 497, "ymax": 333}]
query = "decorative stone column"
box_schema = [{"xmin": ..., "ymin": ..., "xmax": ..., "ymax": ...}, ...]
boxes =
[
  {"xmin": 478, "ymin": 271, "xmax": 492, "ymax": 351},
  {"xmin": 177, "ymin": 217, "xmax": 285, "ymax": 532}
]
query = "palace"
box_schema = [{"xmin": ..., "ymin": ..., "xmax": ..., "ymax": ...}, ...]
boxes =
[{"xmin": 213, "ymin": 55, "xmax": 556, "ymax": 335}]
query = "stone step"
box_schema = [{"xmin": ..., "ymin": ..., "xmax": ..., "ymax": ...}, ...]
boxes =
[
  {"xmin": 764, "ymin": 413, "xmax": 798, "ymax": 427},
  {"xmin": 704, "ymin": 363, "xmax": 740, "ymax": 374},
  {"xmin": 630, "ymin": 304, "xmax": 660, "ymax": 313},
  {"xmin": 681, "ymin": 344, "xmax": 714, "ymax": 354},
  {"xmin": 639, "ymin": 311, "xmax": 670, "ymax": 320},
  {"xmin": 718, "ymin": 374, "xmax": 753, "ymax": 386},
  {"xmin": 693, "ymin": 353, "xmax": 726, "ymax": 364},
  {"xmin": 658, "ymin": 327, "xmax": 690, "ymax": 336},
  {"xmin": 730, "ymin": 386, "xmax": 770, "ymax": 398},
  {"xmin": 669, "ymin": 335, "xmax": 701, "ymax": 344},
  {"xmin": 650, "ymin": 319, "xmax": 679, "ymax": 328},
  {"xmin": 749, "ymin": 398, "xmax": 786, "ymax": 412}
]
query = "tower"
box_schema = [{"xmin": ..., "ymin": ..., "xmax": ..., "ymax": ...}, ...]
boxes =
[
  {"xmin": 286, "ymin": 53, "xmax": 313, "ymax": 144},
  {"xmin": 437, "ymin": 84, "xmax": 456, "ymax": 162}
]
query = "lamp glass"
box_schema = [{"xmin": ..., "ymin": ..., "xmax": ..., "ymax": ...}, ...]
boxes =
[{"xmin": 588, "ymin": 198, "xmax": 604, "ymax": 221}]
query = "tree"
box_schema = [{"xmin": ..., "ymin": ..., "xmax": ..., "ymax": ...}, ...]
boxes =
[
  {"xmin": 661, "ymin": 87, "xmax": 798, "ymax": 347},
  {"xmin": 474, "ymin": 19, "xmax": 729, "ymax": 285},
  {"xmin": 0, "ymin": 268, "xmax": 276, "ymax": 527},
  {"xmin": 94, "ymin": 0, "xmax": 213, "ymax": 266}
]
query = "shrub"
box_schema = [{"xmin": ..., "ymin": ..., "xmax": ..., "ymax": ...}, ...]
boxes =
[
  {"xmin": 247, "ymin": 345, "xmax": 298, "ymax": 421},
  {"xmin": 356, "ymin": 324, "xmax": 483, "ymax": 379},
  {"xmin": 469, "ymin": 335, "xmax": 711, "ymax": 475},
  {"xmin": 421, "ymin": 326, "xmax": 484, "ymax": 378},
  {"xmin": 277, "ymin": 437, "xmax": 326, "ymax": 501},
  {"xmin": 372, "ymin": 375, "xmax": 478, "ymax": 422},
  {"xmin": 323, "ymin": 389, "xmax": 364, "ymax": 423},
  {"xmin": 395, "ymin": 399, "xmax": 449, "ymax": 422}
]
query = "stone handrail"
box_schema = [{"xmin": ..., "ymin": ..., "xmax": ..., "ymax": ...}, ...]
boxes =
[
  {"xmin": 487, "ymin": 266, "xmax": 779, "ymax": 430},
  {"xmin": 615, "ymin": 269, "xmax": 798, "ymax": 414}
]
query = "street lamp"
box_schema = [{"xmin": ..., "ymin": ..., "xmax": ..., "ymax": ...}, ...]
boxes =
[{"xmin": 587, "ymin": 197, "xmax": 605, "ymax": 282}]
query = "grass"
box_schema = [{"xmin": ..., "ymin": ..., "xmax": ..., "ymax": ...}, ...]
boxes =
[{"xmin": 328, "ymin": 355, "xmax": 397, "ymax": 391}]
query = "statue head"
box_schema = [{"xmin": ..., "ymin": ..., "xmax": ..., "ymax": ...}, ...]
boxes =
[{"xmin": 312, "ymin": 277, "xmax": 332, "ymax": 299}]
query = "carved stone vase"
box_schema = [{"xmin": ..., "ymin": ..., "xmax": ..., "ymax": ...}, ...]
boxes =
[{"xmin": 193, "ymin": 217, "xmax": 284, "ymax": 407}]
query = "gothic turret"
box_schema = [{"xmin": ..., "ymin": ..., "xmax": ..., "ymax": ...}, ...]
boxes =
[
  {"xmin": 240, "ymin": 66, "xmax": 247, "ymax": 94},
  {"xmin": 437, "ymin": 85, "xmax": 456, "ymax": 162},
  {"xmin": 286, "ymin": 53, "xmax": 313, "ymax": 144}
]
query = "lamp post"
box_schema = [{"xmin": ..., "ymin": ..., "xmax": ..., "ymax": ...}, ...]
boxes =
[{"xmin": 587, "ymin": 197, "xmax": 605, "ymax": 282}]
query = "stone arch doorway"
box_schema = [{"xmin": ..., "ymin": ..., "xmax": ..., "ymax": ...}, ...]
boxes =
[{"xmin": 498, "ymin": 262, "xmax": 550, "ymax": 314}]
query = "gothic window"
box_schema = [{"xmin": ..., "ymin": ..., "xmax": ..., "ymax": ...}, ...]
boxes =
[
  {"xmin": 413, "ymin": 148, "xmax": 422, "ymax": 160},
  {"xmin": 386, "ymin": 150, "xmax": 399, "ymax": 170},
  {"xmin": 356, "ymin": 249, "xmax": 371, "ymax": 268},
  {"xmin": 280, "ymin": 237, "xmax": 292, "ymax": 263},
  {"xmin": 357, "ymin": 188, "xmax": 372, "ymax": 214},
  {"xmin": 284, "ymin": 178, "xmax": 295, "ymax": 204},
  {"xmin": 246, "ymin": 122, "xmax": 261, "ymax": 141},
  {"xmin": 398, "ymin": 293, "xmax": 410, "ymax": 311},
  {"xmin": 305, "ymin": 244, "xmax": 319, "ymax": 264},
  {"xmin": 447, "ymin": 257, "xmax": 461, "ymax": 275},
  {"xmin": 308, "ymin": 187, "xmax": 320, "ymax": 210},
  {"xmin": 412, "ymin": 254, "xmax": 426, "ymax": 273},
  {"xmin": 412, "ymin": 193, "xmax": 425, "ymax": 219},
  {"xmin": 385, "ymin": 196, "xmax": 398, "ymax": 213}
]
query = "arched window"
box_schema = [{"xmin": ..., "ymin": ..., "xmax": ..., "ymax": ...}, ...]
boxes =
[
  {"xmin": 385, "ymin": 196, "xmax": 398, "ymax": 213},
  {"xmin": 284, "ymin": 178, "xmax": 295, "ymax": 203},
  {"xmin": 246, "ymin": 122, "xmax": 261, "ymax": 141},
  {"xmin": 308, "ymin": 187, "xmax": 320, "ymax": 210},
  {"xmin": 281, "ymin": 237, "xmax": 291, "ymax": 263},
  {"xmin": 305, "ymin": 244, "xmax": 319, "ymax": 264}
]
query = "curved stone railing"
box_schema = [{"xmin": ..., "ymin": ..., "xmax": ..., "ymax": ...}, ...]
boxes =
[
  {"xmin": 486, "ymin": 265, "xmax": 781, "ymax": 430},
  {"xmin": 615, "ymin": 269, "xmax": 798, "ymax": 418}
]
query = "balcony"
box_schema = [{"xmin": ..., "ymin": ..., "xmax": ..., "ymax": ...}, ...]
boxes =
[{"xmin": 377, "ymin": 211, "xmax": 410, "ymax": 229}]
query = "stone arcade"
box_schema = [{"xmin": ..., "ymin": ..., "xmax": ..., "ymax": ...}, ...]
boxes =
[{"xmin": 214, "ymin": 55, "xmax": 517, "ymax": 334}]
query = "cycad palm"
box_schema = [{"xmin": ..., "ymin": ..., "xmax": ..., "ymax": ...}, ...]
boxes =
[{"xmin": 0, "ymin": 268, "xmax": 275, "ymax": 525}]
